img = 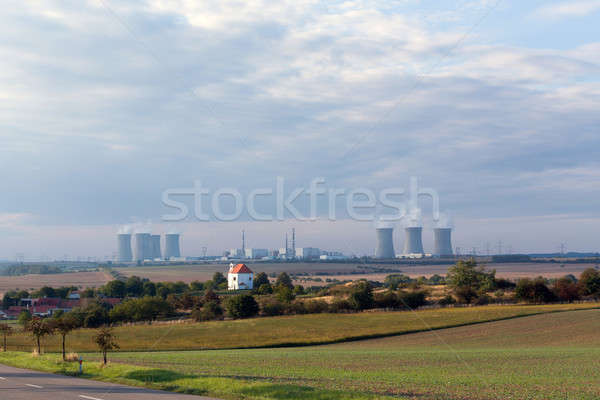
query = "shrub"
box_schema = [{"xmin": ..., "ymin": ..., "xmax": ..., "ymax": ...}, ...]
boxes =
[
  {"xmin": 304, "ymin": 300, "xmax": 329, "ymax": 314},
  {"xmin": 580, "ymin": 268, "xmax": 600, "ymax": 298},
  {"xmin": 275, "ymin": 272, "xmax": 294, "ymax": 290},
  {"xmin": 259, "ymin": 298, "xmax": 286, "ymax": 316},
  {"xmin": 276, "ymin": 286, "xmax": 295, "ymax": 303},
  {"xmin": 192, "ymin": 300, "xmax": 223, "ymax": 321},
  {"xmin": 397, "ymin": 290, "xmax": 427, "ymax": 309},
  {"xmin": 454, "ymin": 286, "xmax": 478, "ymax": 304},
  {"xmin": 225, "ymin": 294, "xmax": 259, "ymax": 319},
  {"xmin": 437, "ymin": 295, "xmax": 456, "ymax": 306},
  {"xmin": 328, "ymin": 298, "xmax": 353, "ymax": 313},
  {"xmin": 257, "ymin": 283, "xmax": 273, "ymax": 295},
  {"xmin": 348, "ymin": 281, "xmax": 374, "ymax": 310},
  {"xmin": 374, "ymin": 291, "xmax": 399, "ymax": 309},
  {"xmin": 552, "ymin": 277, "xmax": 581, "ymax": 302},
  {"xmin": 515, "ymin": 278, "xmax": 556, "ymax": 303}
]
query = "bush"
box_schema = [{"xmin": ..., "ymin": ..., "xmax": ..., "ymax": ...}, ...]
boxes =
[
  {"xmin": 328, "ymin": 298, "xmax": 353, "ymax": 313},
  {"xmin": 109, "ymin": 296, "xmax": 175, "ymax": 323},
  {"xmin": 348, "ymin": 281, "xmax": 374, "ymax": 311},
  {"xmin": 259, "ymin": 297, "xmax": 286, "ymax": 316},
  {"xmin": 257, "ymin": 283, "xmax": 273, "ymax": 295},
  {"xmin": 276, "ymin": 286, "xmax": 295, "ymax": 303},
  {"xmin": 374, "ymin": 291, "xmax": 399, "ymax": 309},
  {"xmin": 225, "ymin": 294, "xmax": 259, "ymax": 319},
  {"xmin": 552, "ymin": 277, "xmax": 581, "ymax": 302},
  {"xmin": 437, "ymin": 295, "xmax": 456, "ymax": 306},
  {"xmin": 191, "ymin": 300, "xmax": 223, "ymax": 321},
  {"xmin": 304, "ymin": 300, "xmax": 329, "ymax": 314},
  {"xmin": 397, "ymin": 290, "xmax": 427, "ymax": 309},
  {"xmin": 580, "ymin": 268, "xmax": 600, "ymax": 298},
  {"xmin": 515, "ymin": 278, "xmax": 556, "ymax": 303},
  {"xmin": 454, "ymin": 286, "xmax": 478, "ymax": 304}
]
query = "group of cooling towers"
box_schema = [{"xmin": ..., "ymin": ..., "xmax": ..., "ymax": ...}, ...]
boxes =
[
  {"xmin": 117, "ymin": 231, "xmax": 181, "ymax": 263},
  {"xmin": 375, "ymin": 225, "xmax": 453, "ymax": 259}
]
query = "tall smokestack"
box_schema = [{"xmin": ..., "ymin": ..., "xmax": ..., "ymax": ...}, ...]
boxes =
[
  {"xmin": 134, "ymin": 233, "xmax": 152, "ymax": 262},
  {"xmin": 165, "ymin": 233, "xmax": 181, "ymax": 259},
  {"xmin": 403, "ymin": 227, "xmax": 424, "ymax": 255},
  {"xmin": 117, "ymin": 234, "xmax": 133, "ymax": 262},
  {"xmin": 434, "ymin": 228, "xmax": 453, "ymax": 257},
  {"xmin": 151, "ymin": 235, "xmax": 162, "ymax": 259},
  {"xmin": 375, "ymin": 228, "xmax": 395, "ymax": 259}
]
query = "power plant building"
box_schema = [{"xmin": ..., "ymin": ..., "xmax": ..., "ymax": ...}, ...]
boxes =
[
  {"xmin": 375, "ymin": 228, "xmax": 395, "ymax": 259},
  {"xmin": 295, "ymin": 247, "xmax": 321, "ymax": 260},
  {"xmin": 117, "ymin": 234, "xmax": 133, "ymax": 262},
  {"xmin": 134, "ymin": 233, "xmax": 152, "ymax": 262},
  {"xmin": 433, "ymin": 228, "xmax": 453, "ymax": 257},
  {"xmin": 403, "ymin": 227, "xmax": 424, "ymax": 255},
  {"xmin": 245, "ymin": 248, "xmax": 269, "ymax": 259},
  {"xmin": 151, "ymin": 235, "xmax": 162, "ymax": 260},
  {"xmin": 165, "ymin": 233, "xmax": 181, "ymax": 259}
]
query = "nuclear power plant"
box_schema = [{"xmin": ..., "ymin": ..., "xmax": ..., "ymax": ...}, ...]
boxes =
[
  {"xmin": 403, "ymin": 227, "xmax": 425, "ymax": 255},
  {"xmin": 117, "ymin": 234, "xmax": 133, "ymax": 262},
  {"xmin": 165, "ymin": 233, "xmax": 181, "ymax": 259},
  {"xmin": 375, "ymin": 228, "xmax": 395, "ymax": 259},
  {"xmin": 151, "ymin": 235, "xmax": 162, "ymax": 259},
  {"xmin": 433, "ymin": 228, "xmax": 453, "ymax": 256},
  {"xmin": 134, "ymin": 233, "xmax": 152, "ymax": 262}
]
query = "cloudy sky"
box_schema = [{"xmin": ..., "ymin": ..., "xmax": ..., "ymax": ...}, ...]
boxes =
[{"xmin": 1, "ymin": 0, "xmax": 599, "ymax": 259}]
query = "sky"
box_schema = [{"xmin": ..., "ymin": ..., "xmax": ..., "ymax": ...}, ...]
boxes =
[{"xmin": 1, "ymin": 0, "xmax": 599, "ymax": 259}]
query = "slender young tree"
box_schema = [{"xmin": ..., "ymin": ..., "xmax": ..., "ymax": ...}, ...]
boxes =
[
  {"xmin": 0, "ymin": 323, "xmax": 13, "ymax": 352},
  {"xmin": 93, "ymin": 326, "xmax": 120, "ymax": 365},
  {"xmin": 54, "ymin": 315, "xmax": 78, "ymax": 361},
  {"xmin": 25, "ymin": 318, "xmax": 55, "ymax": 354}
]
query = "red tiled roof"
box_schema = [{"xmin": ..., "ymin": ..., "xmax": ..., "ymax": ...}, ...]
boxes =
[{"xmin": 230, "ymin": 263, "xmax": 253, "ymax": 274}]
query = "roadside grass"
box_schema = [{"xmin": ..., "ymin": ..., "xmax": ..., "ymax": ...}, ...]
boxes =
[
  {"xmin": 0, "ymin": 351, "xmax": 388, "ymax": 400},
  {"xmin": 81, "ymin": 309, "xmax": 600, "ymax": 400},
  {"xmin": 6, "ymin": 302, "xmax": 600, "ymax": 352}
]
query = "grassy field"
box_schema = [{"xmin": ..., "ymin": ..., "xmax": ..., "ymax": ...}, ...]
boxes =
[
  {"xmin": 83, "ymin": 309, "xmax": 600, "ymax": 400},
  {"xmin": 1, "ymin": 308, "xmax": 598, "ymax": 399},
  {"xmin": 5, "ymin": 303, "xmax": 600, "ymax": 352},
  {"xmin": 0, "ymin": 270, "xmax": 111, "ymax": 298}
]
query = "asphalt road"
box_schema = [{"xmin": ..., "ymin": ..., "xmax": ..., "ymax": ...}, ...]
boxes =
[{"xmin": 0, "ymin": 363, "xmax": 219, "ymax": 400}]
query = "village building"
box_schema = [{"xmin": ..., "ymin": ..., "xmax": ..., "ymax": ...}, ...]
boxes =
[{"xmin": 227, "ymin": 263, "xmax": 254, "ymax": 290}]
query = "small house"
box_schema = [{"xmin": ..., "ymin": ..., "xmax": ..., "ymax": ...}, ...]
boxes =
[{"xmin": 227, "ymin": 263, "xmax": 253, "ymax": 290}]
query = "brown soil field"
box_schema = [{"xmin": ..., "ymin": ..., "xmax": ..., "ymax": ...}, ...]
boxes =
[
  {"xmin": 118, "ymin": 262, "xmax": 598, "ymax": 285},
  {"xmin": 0, "ymin": 270, "xmax": 111, "ymax": 297}
]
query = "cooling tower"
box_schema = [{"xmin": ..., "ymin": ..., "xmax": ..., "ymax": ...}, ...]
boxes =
[
  {"xmin": 117, "ymin": 234, "xmax": 133, "ymax": 262},
  {"xmin": 151, "ymin": 235, "xmax": 162, "ymax": 259},
  {"xmin": 433, "ymin": 228, "xmax": 453, "ymax": 257},
  {"xmin": 134, "ymin": 233, "xmax": 152, "ymax": 261},
  {"xmin": 165, "ymin": 234, "xmax": 181, "ymax": 259},
  {"xmin": 375, "ymin": 228, "xmax": 395, "ymax": 259},
  {"xmin": 403, "ymin": 227, "xmax": 424, "ymax": 255}
]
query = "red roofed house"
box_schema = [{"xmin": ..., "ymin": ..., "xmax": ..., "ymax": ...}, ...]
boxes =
[{"xmin": 227, "ymin": 263, "xmax": 253, "ymax": 290}]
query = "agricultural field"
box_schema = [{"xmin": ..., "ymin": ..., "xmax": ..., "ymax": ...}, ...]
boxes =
[
  {"xmin": 117, "ymin": 262, "xmax": 599, "ymax": 285},
  {"xmin": 0, "ymin": 270, "xmax": 111, "ymax": 298},
  {"xmin": 81, "ymin": 308, "xmax": 600, "ymax": 400},
  {"xmin": 5, "ymin": 303, "xmax": 599, "ymax": 352}
]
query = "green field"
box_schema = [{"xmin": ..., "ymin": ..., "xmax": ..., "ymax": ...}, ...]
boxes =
[
  {"xmin": 6, "ymin": 303, "xmax": 599, "ymax": 352},
  {"xmin": 83, "ymin": 308, "xmax": 600, "ymax": 399},
  {"xmin": 1, "ymin": 308, "xmax": 597, "ymax": 399}
]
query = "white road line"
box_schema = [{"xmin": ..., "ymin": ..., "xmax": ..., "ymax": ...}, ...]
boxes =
[
  {"xmin": 25, "ymin": 383, "xmax": 43, "ymax": 388},
  {"xmin": 79, "ymin": 395, "xmax": 105, "ymax": 400},
  {"xmin": 0, "ymin": 376, "xmax": 6, "ymax": 380}
]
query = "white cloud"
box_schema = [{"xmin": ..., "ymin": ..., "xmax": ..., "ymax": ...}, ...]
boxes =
[{"xmin": 535, "ymin": 0, "xmax": 600, "ymax": 19}]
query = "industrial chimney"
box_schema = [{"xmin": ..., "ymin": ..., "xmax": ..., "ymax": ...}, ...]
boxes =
[
  {"xmin": 403, "ymin": 227, "xmax": 424, "ymax": 255},
  {"xmin": 375, "ymin": 228, "xmax": 395, "ymax": 259},
  {"xmin": 433, "ymin": 228, "xmax": 453, "ymax": 257},
  {"xmin": 151, "ymin": 235, "xmax": 162, "ymax": 260},
  {"xmin": 134, "ymin": 233, "xmax": 152, "ymax": 262},
  {"xmin": 165, "ymin": 233, "xmax": 181, "ymax": 259},
  {"xmin": 117, "ymin": 234, "xmax": 133, "ymax": 262}
]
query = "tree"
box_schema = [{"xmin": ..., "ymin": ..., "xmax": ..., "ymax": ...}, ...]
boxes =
[
  {"xmin": 26, "ymin": 318, "xmax": 55, "ymax": 354},
  {"xmin": 0, "ymin": 323, "xmax": 13, "ymax": 352},
  {"xmin": 203, "ymin": 289, "xmax": 220, "ymax": 304},
  {"xmin": 253, "ymin": 272, "xmax": 270, "ymax": 289},
  {"xmin": 93, "ymin": 326, "xmax": 120, "ymax": 365},
  {"xmin": 17, "ymin": 310, "xmax": 32, "ymax": 327},
  {"xmin": 212, "ymin": 272, "xmax": 227, "ymax": 286},
  {"xmin": 552, "ymin": 277, "xmax": 580, "ymax": 302},
  {"xmin": 257, "ymin": 283, "xmax": 273, "ymax": 295},
  {"xmin": 54, "ymin": 314, "xmax": 78, "ymax": 361},
  {"xmin": 348, "ymin": 281, "xmax": 374, "ymax": 310},
  {"xmin": 125, "ymin": 276, "xmax": 144, "ymax": 297},
  {"xmin": 446, "ymin": 260, "xmax": 496, "ymax": 303},
  {"xmin": 103, "ymin": 280, "xmax": 126, "ymax": 298},
  {"xmin": 225, "ymin": 294, "xmax": 259, "ymax": 319},
  {"xmin": 515, "ymin": 278, "xmax": 556, "ymax": 303},
  {"xmin": 580, "ymin": 268, "xmax": 600, "ymax": 298},
  {"xmin": 191, "ymin": 301, "xmax": 223, "ymax": 322},
  {"xmin": 275, "ymin": 272, "xmax": 294, "ymax": 290}
]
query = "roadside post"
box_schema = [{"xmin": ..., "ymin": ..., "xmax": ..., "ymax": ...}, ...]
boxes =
[{"xmin": 79, "ymin": 357, "xmax": 83, "ymax": 374}]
